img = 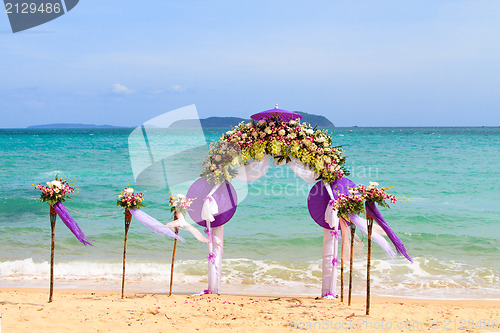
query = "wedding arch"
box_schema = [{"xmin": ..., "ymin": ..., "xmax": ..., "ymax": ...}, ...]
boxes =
[{"xmin": 185, "ymin": 106, "xmax": 411, "ymax": 297}]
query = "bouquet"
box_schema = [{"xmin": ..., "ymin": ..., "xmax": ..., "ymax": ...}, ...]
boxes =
[
  {"xmin": 333, "ymin": 182, "xmax": 401, "ymax": 219},
  {"xmin": 169, "ymin": 194, "xmax": 195, "ymax": 216},
  {"xmin": 34, "ymin": 176, "xmax": 77, "ymax": 206},
  {"xmin": 117, "ymin": 187, "xmax": 145, "ymax": 210}
]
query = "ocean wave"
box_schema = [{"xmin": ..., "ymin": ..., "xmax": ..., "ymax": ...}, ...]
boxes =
[{"xmin": 1, "ymin": 257, "xmax": 499, "ymax": 299}]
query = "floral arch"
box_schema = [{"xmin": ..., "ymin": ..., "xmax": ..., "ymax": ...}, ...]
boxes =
[{"xmin": 185, "ymin": 106, "xmax": 410, "ymax": 297}]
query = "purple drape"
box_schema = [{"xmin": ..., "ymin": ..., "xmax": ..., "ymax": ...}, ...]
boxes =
[
  {"xmin": 130, "ymin": 209, "xmax": 184, "ymax": 241},
  {"xmin": 365, "ymin": 201, "xmax": 412, "ymax": 262},
  {"xmin": 53, "ymin": 202, "xmax": 92, "ymax": 246}
]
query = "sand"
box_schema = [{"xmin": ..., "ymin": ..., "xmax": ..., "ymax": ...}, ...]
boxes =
[{"xmin": 1, "ymin": 288, "xmax": 499, "ymax": 332}]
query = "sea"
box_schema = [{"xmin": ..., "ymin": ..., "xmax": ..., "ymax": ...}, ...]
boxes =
[{"xmin": 0, "ymin": 126, "xmax": 499, "ymax": 299}]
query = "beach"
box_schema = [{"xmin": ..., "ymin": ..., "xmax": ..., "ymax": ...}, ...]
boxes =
[
  {"xmin": 1, "ymin": 288, "xmax": 499, "ymax": 332},
  {"xmin": 1, "ymin": 127, "xmax": 500, "ymax": 331}
]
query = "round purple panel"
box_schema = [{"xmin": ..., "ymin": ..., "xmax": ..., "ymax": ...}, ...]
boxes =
[
  {"xmin": 307, "ymin": 178, "xmax": 356, "ymax": 230},
  {"xmin": 186, "ymin": 177, "xmax": 238, "ymax": 228}
]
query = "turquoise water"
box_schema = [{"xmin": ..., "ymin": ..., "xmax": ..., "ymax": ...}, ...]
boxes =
[{"xmin": 0, "ymin": 127, "xmax": 499, "ymax": 298}]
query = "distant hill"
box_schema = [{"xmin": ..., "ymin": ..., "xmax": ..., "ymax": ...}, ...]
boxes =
[
  {"xmin": 27, "ymin": 123, "xmax": 129, "ymax": 129},
  {"xmin": 169, "ymin": 111, "xmax": 335, "ymax": 128},
  {"xmin": 169, "ymin": 117, "xmax": 246, "ymax": 128},
  {"xmin": 27, "ymin": 112, "xmax": 335, "ymax": 129}
]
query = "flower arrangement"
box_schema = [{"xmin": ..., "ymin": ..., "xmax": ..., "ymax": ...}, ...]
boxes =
[
  {"xmin": 356, "ymin": 182, "xmax": 400, "ymax": 207},
  {"xmin": 200, "ymin": 116, "xmax": 349, "ymax": 184},
  {"xmin": 34, "ymin": 176, "xmax": 77, "ymax": 206},
  {"xmin": 333, "ymin": 182, "xmax": 401, "ymax": 219},
  {"xmin": 169, "ymin": 194, "xmax": 195, "ymax": 216},
  {"xmin": 117, "ymin": 187, "xmax": 145, "ymax": 210}
]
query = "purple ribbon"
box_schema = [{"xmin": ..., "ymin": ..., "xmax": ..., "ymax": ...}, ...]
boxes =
[
  {"xmin": 204, "ymin": 228, "xmax": 212, "ymax": 243},
  {"xmin": 365, "ymin": 201, "xmax": 412, "ymax": 262},
  {"xmin": 330, "ymin": 230, "xmax": 340, "ymax": 239},
  {"xmin": 207, "ymin": 252, "xmax": 216, "ymax": 264},
  {"xmin": 53, "ymin": 202, "xmax": 92, "ymax": 246},
  {"xmin": 332, "ymin": 258, "xmax": 339, "ymax": 266},
  {"xmin": 203, "ymin": 288, "xmax": 211, "ymax": 294},
  {"xmin": 324, "ymin": 291, "xmax": 335, "ymax": 297}
]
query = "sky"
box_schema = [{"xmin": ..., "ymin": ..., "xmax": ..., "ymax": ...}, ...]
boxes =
[{"xmin": 1, "ymin": 0, "xmax": 500, "ymax": 128}]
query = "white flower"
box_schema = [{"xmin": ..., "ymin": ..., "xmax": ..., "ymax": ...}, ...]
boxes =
[
  {"xmin": 252, "ymin": 132, "xmax": 258, "ymax": 138},
  {"xmin": 124, "ymin": 188, "xmax": 134, "ymax": 196},
  {"xmin": 47, "ymin": 180, "xmax": 62, "ymax": 189},
  {"xmin": 368, "ymin": 181, "xmax": 379, "ymax": 189},
  {"xmin": 306, "ymin": 129, "xmax": 314, "ymax": 135},
  {"xmin": 278, "ymin": 129, "xmax": 286, "ymax": 136},
  {"xmin": 289, "ymin": 133, "xmax": 297, "ymax": 139},
  {"xmin": 289, "ymin": 120, "xmax": 297, "ymax": 126},
  {"xmin": 258, "ymin": 119, "xmax": 266, "ymax": 125},
  {"xmin": 214, "ymin": 155, "xmax": 222, "ymax": 162},
  {"xmin": 177, "ymin": 194, "xmax": 186, "ymax": 200},
  {"xmin": 242, "ymin": 133, "xmax": 247, "ymax": 139},
  {"xmin": 349, "ymin": 188, "xmax": 358, "ymax": 195},
  {"xmin": 265, "ymin": 127, "xmax": 272, "ymax": 135}
]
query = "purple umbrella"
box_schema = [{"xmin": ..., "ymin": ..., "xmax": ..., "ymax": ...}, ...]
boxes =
[
  {"xmin": 250, "ymin": 104, "xmax": 303, "ymax": 122},
  {"xmin": 307, "ymin": 178, "xmax": 356, "ymax": 230},
  {"xmin": 187, "ymin": 177, "xmax": 238, "ymax": 228}
]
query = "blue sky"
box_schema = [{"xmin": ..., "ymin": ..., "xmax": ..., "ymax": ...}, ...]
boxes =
[{"xmin": 1, "ymin": 0, "xmax": 500, "ymax": 127}]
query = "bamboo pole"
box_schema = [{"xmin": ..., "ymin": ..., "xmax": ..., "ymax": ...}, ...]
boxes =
[
  {"xmin": 169, "ymin": 213, "xmax": 180, "ymax": 296},
  {"xmin": 121, "ymin": 209, "xmax": 132, "ymax": 299},
  {"xmin": 48, "ymin": 205, "xmax": 57, "ymax": 303},
  {"xmin": 366, "ymin": 215, "xmax": 373, "ymax": 315},
  {"xmin": 340, "ymin": 239, "xmax": 344, "ymax": 302},
  {"xmin": 348, "ymin": 223, "xmax": 355, "ymax": 306}
]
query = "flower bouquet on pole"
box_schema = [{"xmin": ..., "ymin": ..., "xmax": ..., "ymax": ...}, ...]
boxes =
[
  {"xmin": 333, "ymin": 182, "xmax": 410, "ymax": 315},
  {"xmin": 165, "ymin": 194, "xmax": 199, "ymax": 296},
  {"xmin": 116, "ymin": 187, "xmax": 183, "ymax": 299},
  {"xmin": 34, "ymin": 176, "xmax": 91, "ymax": 303}
]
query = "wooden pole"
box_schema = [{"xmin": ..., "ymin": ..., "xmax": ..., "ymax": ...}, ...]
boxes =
[
  {"xmin": 340, "ymin": 239, "xmax": 344, "ymax": 302},
  {"xmin": 169, "ymin": 225, "xmax": 180, "ymax": 296},
  {"xmin": 48, "ymin": 205, "xmax": 57, "ymax": 303},
  {"xmin": 366, "ymin": 215, "xmax": 373, "ymax": 315},
  {"xmin": 348, "ymin": 223, "xmax": 355, "ymax": 306},
  {"xmin": 121, "ymin": 209, "xmax": 132, "ymax": 299}
]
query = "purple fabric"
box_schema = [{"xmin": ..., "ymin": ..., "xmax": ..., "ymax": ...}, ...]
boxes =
[
  {"xmin": 130, "ymin": 209, "xmax": 184, "ymax": 241},
  {"xmin": 365, "ymin": 201, "xmax": 412, "ymax": 262},
  {"xmin": 307, "ymin": 178, "xmax": 356, "ymax": 230},
  {"xmin": 53, "ymin": 202, "xmax": 92, "ymax": 246},
  {"xmin": 349, "ymin": 213, "xmax": 396, "ymax": 259},
  {"xmin": 187, "ymin": 177, "xmax": 238, "ymax": 228},
  {"xmin": 250, "ymin": 108, "xmax": 303, "ymax": 122}
]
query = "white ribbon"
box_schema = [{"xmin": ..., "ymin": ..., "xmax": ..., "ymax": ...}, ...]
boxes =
[
  {"xmin": 201, "ymin": 184, "xmax": 221, "ymax": 222},
  {"xmin": 165, "ymin": 212, "xmax": 208, "ymax": 243},
  {"xmin": 322, "ymin": 181, "xmax": 340, "ymax": 298}
]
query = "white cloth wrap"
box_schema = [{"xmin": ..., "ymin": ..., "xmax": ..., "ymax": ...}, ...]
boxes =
[
  {"xmin": 207, "ymin": 223, "xmax": 224, "ymax": 294},
  {"xmin": 322, "ymin": 182, "xmax": 340, "ymax": 298},
  {"xmin": 288, "ymin": 158, "xmax": 317, "ymax": 183},
  {"xmin": 203, "ymin": 183, "xmax": 223, "ymax": 294},
  {"xmin": 233, "ymin": 155, "xmax": 271, "ymax": 182}
]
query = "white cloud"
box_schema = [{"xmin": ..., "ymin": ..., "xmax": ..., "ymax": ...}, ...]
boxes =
[
  {"xmin": 111, "ymin": 83, "xmax": 134, "ymax": 94},
  {"xmin": 168, "ymin": 85, "xmax": 187, "ymax": 93}
]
